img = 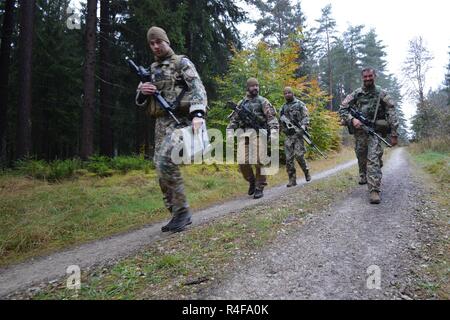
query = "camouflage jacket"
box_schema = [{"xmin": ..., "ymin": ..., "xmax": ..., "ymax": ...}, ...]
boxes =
[
  {"xmin": 227, "ymin": 94, "xmax": 279, "ymax": 131},
  {"xmin": 339, "ymin": 85, "xmax": 398, "ymax": 136},
  {"xmin": 280, "ymin": 98, "xmax": 309, "ymax": 135},
  {"xmin": 136, "ymin": 52, "xmax": 207, "ymax": 117}
]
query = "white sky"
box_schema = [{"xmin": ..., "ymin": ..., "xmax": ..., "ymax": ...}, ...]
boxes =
[{"xmin": 237, "ymin": 0, "xmax": 450, "ymax": 126}]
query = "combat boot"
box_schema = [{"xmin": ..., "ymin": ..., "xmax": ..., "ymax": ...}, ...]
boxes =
[
  {"xmin": 161, "ymin": 206, "xmax": 173, "ymax": 232},
  {"xmin": 369, "ymin": 191, "xmax": 381, "ymax": 204},
  {"xmin": 359, "ymin": 175, "xmax": 367, "ymax": 185},
  {"xmin": 161, "ymin": 216, "xmax": 174, "ymax": 232},
  {"xmin": 167, "ymin": 210, "xmax": 192, "ymax": 233},
  {"xmin": 286, "ymin": 178, "xmax": 297, "ymax": 188},
  {"xmin": 253, "ymin": 188, "xmax": 264, "ymax": 199},
  {"xmin": 248, "ymin": 181, "xmax": 256, "ymax": 196},
  {"xmin": 161, "ymin": 215, "xmax": 192, "ymax": 233},
  {"xmin": 304, "ymin": 171, "xmax": 311, "ymax": 182}
]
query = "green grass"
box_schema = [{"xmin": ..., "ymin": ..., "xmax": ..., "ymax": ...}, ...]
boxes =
[
  {"xmin": 0, "ymin": 148, "xmax": 354, "ymax": 267},
  {"xmin": 32, "ymin": 167, "xmax": 358, "ymax": 300},
  {"xmin": 411, "ymin": 151, "xmax": 450, "ymax": 185},
  {"xmin": 408, "ymin": 142, "xmax": 450, "ymax": 299},
  {"xmin": 409, "ymin": 138, "xmax": 450, "ymax": 186}
]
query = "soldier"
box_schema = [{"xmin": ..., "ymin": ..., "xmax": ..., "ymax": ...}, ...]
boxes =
[
  {"xmin": 339, "ymin": 67, "xmax": 398, "ymax": 204},
  {"xmin": 136, "ymin": 26, "xmax": 208, "ymax": 232},
  {"xmin": 227, "ymin": 78, "xmax": 279, "ymax": 199},
  {"xmin": 280, "ymin": 87, "xmax": 311, "ymax": 187}
]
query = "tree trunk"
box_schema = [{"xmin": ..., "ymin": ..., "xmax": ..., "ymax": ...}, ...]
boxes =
[
  {"xmin": 99, "ymin": 0, "xmax": 113, "ymax": 157},
  {"xmin": 16, "ymin": 0, "xmax": 35, "ymax": 159},
  {"xmin": 0, "ymin": 0, "xmax": 15, "ymax": 165},
  {"xmin": 326, "ymin": 28, "xmax": 333, "ymax": 111},
  {"xmin": 81, "ymin": 0, "xmax": 97, "ymax": 160}
]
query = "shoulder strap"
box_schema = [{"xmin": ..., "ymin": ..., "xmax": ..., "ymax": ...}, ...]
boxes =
[
  {"xmin": 372, "ymin": 86, "xmax": 383, "ymax": 123},
  {"xmin": 173, "ymin": 54, "xmax": 187, "ymax": 72},
  {"xmin": 258, "ymin": 96, "xmax": 266, "ymax": 109},
  {"xmin": 171, "ymin": 55, "xmax": 188, "ymax": 110}
]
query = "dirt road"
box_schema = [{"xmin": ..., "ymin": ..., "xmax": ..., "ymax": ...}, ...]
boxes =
[{"xmin": 201, "ymin": 148, "xmax": 429, "ymax": 299}]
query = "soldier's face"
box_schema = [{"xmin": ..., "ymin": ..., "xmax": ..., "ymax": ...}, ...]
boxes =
[
  {"xmin": 284, "ymin": 91, "xmax": 294, "ymax": 101},
  {"xmin": 149, "ymin": 39, "xmax": 170, "ymax": 58},
  {"xmin": 362, "ymin": 70, "xmax": 376, "ymax": 88},
  {"xmin": 248, "ymin": 84, "xmax": 259, "ymax": 96}
]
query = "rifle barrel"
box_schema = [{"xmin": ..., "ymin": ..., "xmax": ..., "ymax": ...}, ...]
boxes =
[{"xmin": 125, "ymin": 57, "xmax": 139, "ymax": 72}]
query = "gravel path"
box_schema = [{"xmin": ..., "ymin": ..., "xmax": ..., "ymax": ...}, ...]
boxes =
[
  {"xmin": 0, "ymin": 159, "xmax": 357, "ymax": 298},
  {"xmin": 202, "ymin": 148, "xmax": 426, "ymax": 300}
]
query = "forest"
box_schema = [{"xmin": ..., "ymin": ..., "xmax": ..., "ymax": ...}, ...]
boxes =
[{"xmin": 0, "ymin": 0, "xmax": 449, "ymax": 169}]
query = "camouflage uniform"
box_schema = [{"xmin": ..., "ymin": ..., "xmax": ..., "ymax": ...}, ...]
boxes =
[
  {"xmin": 136, "ymin": 50, "xmax": 207, "ymax": 225},
  {"xmin": 339, "ymin": 85, "xmax": 398, "ymax": 193},
  {"xmin": 280, "ymin": 98, "xmax": 310, "ymax": 182},
  {"xmin": 227, "ymin": 94, "xmax": 279, "ymax": 191}
]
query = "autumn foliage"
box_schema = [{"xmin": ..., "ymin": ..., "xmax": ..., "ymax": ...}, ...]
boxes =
[{"xmin": 210, "ymin": 37, "xmax": 341, "ymax": 159}]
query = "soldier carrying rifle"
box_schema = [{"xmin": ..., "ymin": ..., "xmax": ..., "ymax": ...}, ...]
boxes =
[
  {"xmin": 135, "ymin": 26, "xmax": 208, "ymax": 232},
  {"xmin": 279, "ymin": 87, "xmax": 312, "ymax": 187},
  {"xmin": 339, "ymin": 67, "xmax": 399, "ymax": 204},
  {"xmin": 227, "ymin": 78, "xmax": 279, "ymax": 200}
]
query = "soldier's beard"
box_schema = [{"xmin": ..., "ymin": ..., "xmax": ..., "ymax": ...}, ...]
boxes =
[
  {"xmin": 364, "ymin": 80, "xmax": 375, "ymax": 88},
  {"xmin": 249, "ymin": 89, "xmax": 259, "ymax": 97}
]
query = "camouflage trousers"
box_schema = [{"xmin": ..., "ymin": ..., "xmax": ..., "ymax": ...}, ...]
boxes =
[
  {"xmin": 354, "ymin": 130, "xmax": 384, "ymax": 192},
  {"xmin": 284, "ymin": 134, "xmax": 309, "ymax": 179},
  {"xmin": 238, "ymin": 136, "xmax": 267, "ymax": 190},
  {"xmin": 154, "ymin": 116, "xmax": 190, "ymax": 217}
]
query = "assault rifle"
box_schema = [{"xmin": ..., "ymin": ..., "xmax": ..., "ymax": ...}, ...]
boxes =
[
  {"xmin": 348, "ymin": 106, "xmax": 392, "ymax": 148},
  {"xmin": 226, "ymin": 101, "xmax": 268, "ymax": 131},
  {"xmin": 125, "ymin": 57, "xmax": 180, "ymax": 125},
  {"xmin": 280, "ymin": 115, "xmax": 327, "ymax": 159}
]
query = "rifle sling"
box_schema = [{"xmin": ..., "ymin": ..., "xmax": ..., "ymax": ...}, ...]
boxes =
[
  {"xmin": 171, "ymin": 84, "xmax": 188, "ymax": 110},
  {"xmin": 372, "ymin": 88, "xmax": 383, "ymax": 124}
]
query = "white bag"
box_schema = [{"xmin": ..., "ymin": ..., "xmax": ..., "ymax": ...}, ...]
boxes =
[{"xmin": 179, "ymin": 121, "xmax": 211, "ymax": 163}]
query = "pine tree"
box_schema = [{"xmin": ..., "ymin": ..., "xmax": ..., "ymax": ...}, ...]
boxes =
[
  {"xmin": 99, "ymin": 0, "xmax": 113, "ymax": 157},
  {"xmin": 315, "ymin": 4, "xmax": 336, "ymax": 110},
  {"xmin": 327, "ymin": 38, "xmax": 349, "ymax": 108},
  {"xmin": 342, "ymin": 25, "xmax": 365, "ymax": 93},
  {"xmin": 16, "ymin": 0, "xmax": 36, "ymax": 159},
  {"xmin": 183, "ymin": 0, "xmax": 246, "ymax": 94},
  {"xmin": 360, "ymin": 29, "xmax": 387, "ymax": 77},
  {"xmin": 30, "ymin": 0, "xmax": 84, "ymax": 159},
  {"xmin": 253, "ymin": 0, "xmax": 306, "ymax": 48},
  {"xmin": 0, "ymin": 0, "xmax": 15, "ymax": 166},
  {"xmin": 80, "ymin": 0, "xmax": 97, "ymax": 159},
  {"xmin": 301, "ymin": 28, "xmax": 321, "ymax": 78}
]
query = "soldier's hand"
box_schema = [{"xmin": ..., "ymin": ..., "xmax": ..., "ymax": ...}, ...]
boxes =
[
  {"xmin": 138, "ymin": 82, "xmax": 157, "ymax": 96},
  {"xmin": 192, "ymin": 117, "xmax": 204, "ymax": 133},
  {"xmin": 352, "ymin": 118, "xmax": 363, "ymax": 129},
  {"xmin": 390, "ymin": 136, "xmax": 398, "ymax": 146}
]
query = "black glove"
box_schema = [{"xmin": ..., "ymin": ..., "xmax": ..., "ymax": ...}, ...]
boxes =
[{"xmin": 287, "ymin": 128, "xmax": 296, "ymax": 136}]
